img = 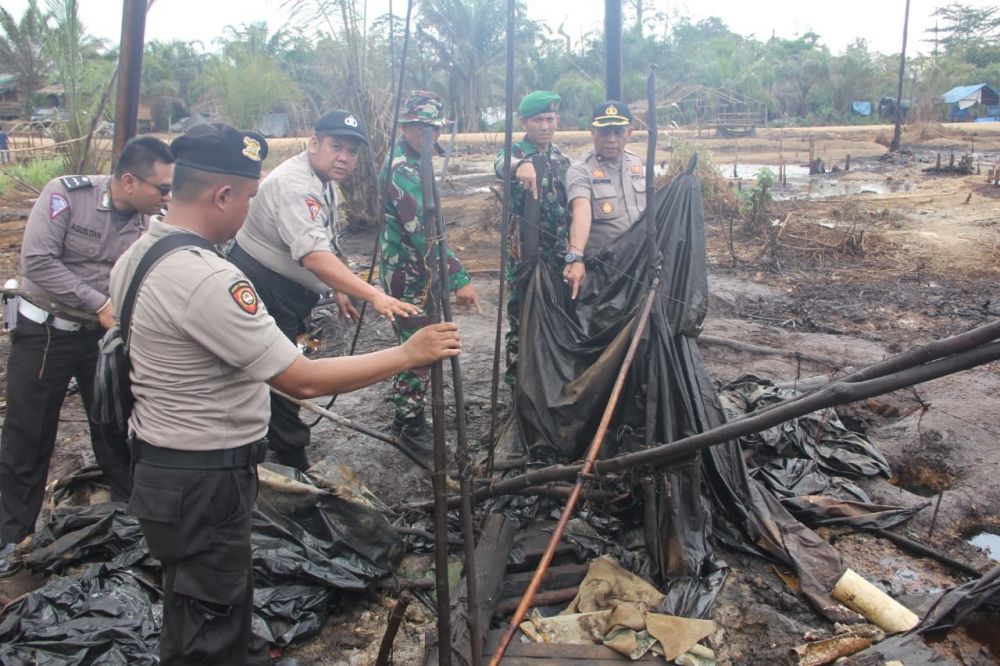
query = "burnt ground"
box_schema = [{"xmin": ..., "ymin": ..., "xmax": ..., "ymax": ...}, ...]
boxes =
[{"xmin": 0, "ymin": 122, "xmax": 998, "ymax": 664}]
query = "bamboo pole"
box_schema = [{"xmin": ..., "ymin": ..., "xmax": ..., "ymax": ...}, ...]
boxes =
[
  {"xmin": 487, "ymin": 0, "xmax": 518, "ymax": 469},
  {"xmin": 420, "ymin": 126, "xmax": 452, "ymax": 666},
  {"xmin": 488, "ymin": 279, "xmax": 661, "ymax": 665}
]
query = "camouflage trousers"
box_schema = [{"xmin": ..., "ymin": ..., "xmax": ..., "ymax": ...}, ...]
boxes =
[{"xmin": 392, "ymin": 312, "xmax": 432, "ymax": 422}]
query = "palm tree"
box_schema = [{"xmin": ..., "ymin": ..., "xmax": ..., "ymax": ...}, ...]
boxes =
[{"xmin": 0, "ymin": 0, "xmax": 53, "ymax": 118}]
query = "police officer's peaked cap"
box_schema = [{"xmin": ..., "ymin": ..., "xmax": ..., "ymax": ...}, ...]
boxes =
[
  {"xmin": 591, "ymin": 100, "xmax": 633, "ymax": 128},
  {"xmin": 398, "ymin": 90, "xmax": 452, "ymax": 127},
  {"xmin": 315, "ymin": 110, "xmax": 369, "ymax": 145},
  {"xmin": 170, "ymin": 123, "xmax": 268, "ymax": 179},
  {"xmin": 519, "ymin": 90, "xmax": 560, "ymax": 118}
]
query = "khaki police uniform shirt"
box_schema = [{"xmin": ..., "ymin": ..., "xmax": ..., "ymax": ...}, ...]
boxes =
[
  {"xmin": 234, "ymin": 151, "xmax": 339, "ymax": 294},
  {"xmin": 109, "ymin": 218, "xmax": 300, "ymax": 451},
  {"xmin": 566, "ymin": 149, "xmax": 646, "ymax": 254},
  {"xmin": 21, "ymin": 175, "xmax": 147, "ymax": 316}
]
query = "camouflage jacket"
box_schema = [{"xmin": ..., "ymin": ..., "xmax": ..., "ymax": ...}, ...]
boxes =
[
  {"xmin": 380, "ymin": 138, "xmax": 470, "ymax": 303},
  {"xmin": 494, "ymin": 137, "xmax": 571, "ymax": 262}
]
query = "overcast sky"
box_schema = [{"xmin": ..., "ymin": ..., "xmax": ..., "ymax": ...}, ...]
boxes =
[{"xmin": 3, "ymin": 0, "xmax": 995, "ymax": 56}]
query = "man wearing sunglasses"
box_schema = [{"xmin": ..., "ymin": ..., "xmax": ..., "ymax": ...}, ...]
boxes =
[{"xmin": 0, "ymin": 135, "xmax": 173, "ymax": 577}]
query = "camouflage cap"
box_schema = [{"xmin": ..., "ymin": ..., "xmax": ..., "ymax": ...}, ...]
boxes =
[
  {"xmin": 399, "ymin": 90, "xmax": 452, "ymax": 127},
  {"xmin": 518, "ymin": 90, "xmax": 560, "ymax": 118}
]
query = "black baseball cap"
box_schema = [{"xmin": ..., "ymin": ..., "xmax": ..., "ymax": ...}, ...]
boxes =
[
  {"xmin": 170, "ymin": 123, "xmax": 268, "ymax": 179},
  {"xmin": 315, "ymin": 110, "xmax": 369, "ymax": 144}
]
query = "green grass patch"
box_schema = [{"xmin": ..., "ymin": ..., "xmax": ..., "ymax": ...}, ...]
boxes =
[{"xmin": 3, "ymin": 157, "xmax": 67, "ymax": 191}]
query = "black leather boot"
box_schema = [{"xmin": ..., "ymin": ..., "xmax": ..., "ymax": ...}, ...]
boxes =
[{"xmin": 392, "ymin": 415, "xmax": 434, "ymax": 454}]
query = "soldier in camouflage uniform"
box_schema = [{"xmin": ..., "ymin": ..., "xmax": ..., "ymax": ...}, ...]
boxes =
[
  {"xmin": 494, "ymin": 90, "xmax": 571, "ymax": 385},
  {"xmin": 380, "ymin": 91, "xmax": 482, "ymax": 450}
]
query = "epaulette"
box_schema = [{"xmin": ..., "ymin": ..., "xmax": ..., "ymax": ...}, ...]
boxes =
[{"xmin": 59, "ymin": 175, "xmax": 94, "ymax": 191}]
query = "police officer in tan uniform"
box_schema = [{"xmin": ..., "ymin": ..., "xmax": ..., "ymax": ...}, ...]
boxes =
[
  {"xmin": 112, "ymin": 123, "xmax": 459, "ymax": 665},
  {"xmin": 0, "ymin": 136, "xmax": 173, "ymax": 576},
  {"xmin": 563, "ymin": 101, "xmax": 646, "ymax": 299},
  {"xmin": 229, "ymin": 110, "xmax": 418, "ymax": 470}
]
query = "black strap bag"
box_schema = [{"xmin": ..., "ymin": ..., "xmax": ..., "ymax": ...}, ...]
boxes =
[{"xmin": 92, "ymin": 232, "xmax": 219, "ymax": 432}]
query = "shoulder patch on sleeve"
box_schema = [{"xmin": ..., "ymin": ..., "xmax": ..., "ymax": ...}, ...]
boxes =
[
  {"xmin": 50, "ymin": 193, "xmax": 69, "ymax": 219},
  {"xmin": 59, "ymin": 175, "xmax": 94, "ymax": 191},
  {"xmin": 229, "ymin": 280, "xmax": 259, "ymax": 315},
  {"xmin": 305, "ymin": 197, "xmax": 322, "ymax": 220}
]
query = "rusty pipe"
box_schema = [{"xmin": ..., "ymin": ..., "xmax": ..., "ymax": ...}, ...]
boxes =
[{"xmin": 488, "ymin": 278, "xmax": 660, "ymax": 665}]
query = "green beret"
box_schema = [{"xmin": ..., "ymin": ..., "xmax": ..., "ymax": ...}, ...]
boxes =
[{"xmin": 518, "ymin": 90, "xmax": 560, "ymax": 118}]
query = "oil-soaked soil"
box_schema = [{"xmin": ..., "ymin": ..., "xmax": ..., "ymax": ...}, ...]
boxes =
[{"xmin": 1, "ymin": 122, "xmax": 998, "ymax": 664}]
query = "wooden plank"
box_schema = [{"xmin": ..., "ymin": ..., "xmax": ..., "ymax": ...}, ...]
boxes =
[
  {"xmin": 500, "ymin": 562, "xmax": 589, "ymax": 598},
  {"xmin": 494, "ymin": 587, "xmax": 579, "ymax": 618},
  {"xmin": 425, "ymin": 512, "xmax": 517, "ymax": 666},
  {"xmin": 508, "ymin": 524, "xmax": 578, "ymax": 572}
]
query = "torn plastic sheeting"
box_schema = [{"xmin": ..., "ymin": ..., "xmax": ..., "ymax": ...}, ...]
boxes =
[
  {"xmin": 0, "ymin": 561, "xmax": 160, "ymax": 665},
  {"xmin": 720, "ymin": 375, "xmax": 891, "ymax": 479},
  {"xmin": 25, "ymin": 503, "xmax": 146, "ymax": 576},
  {"xmin": 509, "ymin": 166, "xmax": 851, "ymax": 620},
  {"xmin": 3, "ymin": 465, "xmax": 402, "ymax": 661},
  {"xmin": 912, "ymin": 563, "xmax": 1000, "ymax": 634},
  {"xmin": 782, "ymin": 495, "xmax": 928, "ymax": 530},
  {"xmin": 754, "ymin": 458, "xmax": 872, "ymax": 501}
]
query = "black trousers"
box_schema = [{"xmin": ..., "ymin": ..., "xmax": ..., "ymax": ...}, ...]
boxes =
[
  {"xmin": 0, "ymin": 319, "xmax": 132, "ymax": 543},
  {"xmin": 129, "ymin": 461, "xmax": 269, "ymax": 666},
  {"xmin": 228, "ymin": 243, "xmax": 318, "ymax": 467}
]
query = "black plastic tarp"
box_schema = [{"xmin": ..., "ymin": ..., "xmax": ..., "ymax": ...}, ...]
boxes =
[
  {"xmin": 507, "ymin": 161, "xmax": 917, "ymax": 621},
  {"xmin": 0, "ymin": 464, "xmax": 402, "ymax": 663}
]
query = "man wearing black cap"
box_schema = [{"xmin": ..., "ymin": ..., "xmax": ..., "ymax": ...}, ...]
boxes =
[
  {"xmin": 110, "ymin": 122, "xmax": 460, "ymax": 665},
  {"xmin": 229, "ymin": 110, "xmax": 419, "ymax": 471},
  {"xmin": 563, "ymin": 100, "xmax": 647, "ymax": 299}
]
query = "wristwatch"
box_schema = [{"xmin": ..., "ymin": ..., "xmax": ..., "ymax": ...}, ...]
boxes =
[{"xmin": 564, "ymin": 250, "xmax": 584, "ymax": 264}]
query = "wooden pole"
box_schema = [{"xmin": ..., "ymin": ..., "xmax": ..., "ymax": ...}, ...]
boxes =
[
  {"xmin": 420, "ymin": 126, "xmax": 452, "ymax": 666},
  {"xmin": 112, "ymin": 0, "xmax": 147, "ymax": 162},
  {"xmin": 889, "ymin": 0, "xmax": 911, "ymax": 153}
]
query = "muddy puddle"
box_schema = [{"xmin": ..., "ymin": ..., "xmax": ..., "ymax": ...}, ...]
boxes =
[
  {"xmin": 715, "ymin": 162, "xmax": 918, "ymax": 201},
  {"xmin": 964, "ymin": 526, "xmax": 1000, "ymax": 561}
]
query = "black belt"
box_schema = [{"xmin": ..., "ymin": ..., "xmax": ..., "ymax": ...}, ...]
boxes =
[{"xmin": 133, "ymin": 438, "xmax": 268, "ymax": 470}]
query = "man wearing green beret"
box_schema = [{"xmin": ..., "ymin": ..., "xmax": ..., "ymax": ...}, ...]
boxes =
[{"xmin": 494, "ymin": 90, "xmax": 571, "ymax": 385}]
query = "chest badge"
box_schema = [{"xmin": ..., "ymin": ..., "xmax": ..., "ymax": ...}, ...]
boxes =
[
  {"xmin": 601, "ymin": 201, "xmax": 614, "ymax": 215},
  {"xmin": 630, "ymin": 165, "xmax": 642, "ymax": 175},
  {"xmin": 592, "ymin": 169, "xmax": 606, "ymax": 179},
  {"xmin": 229, "ymin": 280, "xmax": 259, "ymax": 315},
  {"xmin": 50, "ymin": 193, "xmax": 69, "ymax": 219},
  {"xmin": 305, "ymin": 197, "xmax": 322, "ymax": 220}
]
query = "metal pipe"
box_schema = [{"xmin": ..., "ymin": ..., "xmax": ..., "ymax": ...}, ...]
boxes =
[
  {"xmin": 487, "ymin": 0, "xmax": 518, "ymax": 469},
  {"xmin": 112, "ymin": 0, "xmax": 146, "ymax": 162},
  {"xmin": 488, "ymin": 278, "xmax": 661, "ymax": 665},
  {"xmin": 604, "ymin": 0, "xmax": 623, "ymax": 100},
  {"xmin": 420, "ymin": 125, "xmax": 452, "ymax": 666},
  {"xmin": 430, "ymin": 161, "xmax": 482, "ymax": 666}
]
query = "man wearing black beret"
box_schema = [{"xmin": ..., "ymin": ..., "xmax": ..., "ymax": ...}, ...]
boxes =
[
  {"xmin": 228, "ymin": 110, "xmax": 419, "ymax": 471},
  {"xmin": 110, "ymin": 122, "xmax": 461, "ymax": 665}
]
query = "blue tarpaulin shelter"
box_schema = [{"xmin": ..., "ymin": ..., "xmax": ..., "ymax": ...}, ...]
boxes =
[
  {"xmin": 851, "ymin": 101, "xmax": 872, "ymax": 116},
  {"xmin": 942, "ymin": 84, "xmax": 999, "ymax": 121}
]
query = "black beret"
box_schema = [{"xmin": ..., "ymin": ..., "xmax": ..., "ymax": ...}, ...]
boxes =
[
  {"xmin": 315, "ymin": 110, "xmax": 369, "ymax": 144},
  {"xmin": 170, "ymin": 123, "xmax": 268, "ymax": 179}
]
